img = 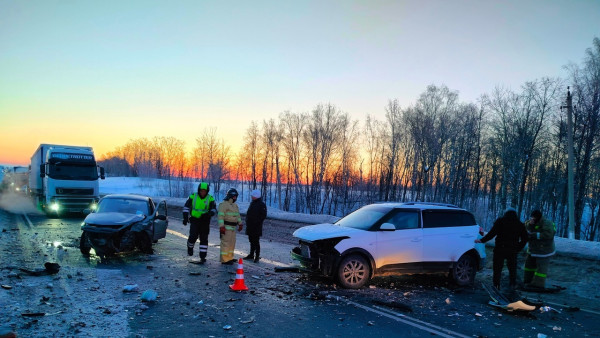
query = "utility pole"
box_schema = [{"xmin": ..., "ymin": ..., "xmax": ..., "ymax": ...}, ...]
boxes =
[{"xmin": 562, "ymin": 87, "xmax": 576, "ymax": 240}]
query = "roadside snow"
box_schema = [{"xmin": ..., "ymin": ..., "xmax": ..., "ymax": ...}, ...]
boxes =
[{"xmin": 100, "ymin": 177, "xmax": 598, "ymax": 260}]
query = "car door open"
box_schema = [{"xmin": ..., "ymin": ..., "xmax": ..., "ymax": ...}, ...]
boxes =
[{"xmin": 153, "ymin": 200, "xmax": 168, "ymax": 241}]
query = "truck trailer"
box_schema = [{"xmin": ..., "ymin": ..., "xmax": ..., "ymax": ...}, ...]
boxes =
[{"xmin": 29, "ymin": 144, "xmax": 105, "ymax": 215}]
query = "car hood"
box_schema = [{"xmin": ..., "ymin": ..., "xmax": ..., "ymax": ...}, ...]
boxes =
[
  {"xmin": 292, "ymin": 223, "xmax": 362, "ymax": 241},
  {"xmin": 84, "ymin": 212, "xmax": 145, "ymax": 226}
]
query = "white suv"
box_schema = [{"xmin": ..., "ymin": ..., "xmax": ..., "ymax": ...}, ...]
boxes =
[{"xmin": 291, "ymin": 202, "xmax": 486, "ymax": 289}]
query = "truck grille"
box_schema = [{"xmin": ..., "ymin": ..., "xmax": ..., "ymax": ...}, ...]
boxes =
[{"xmin": 56, "ymin": 188, "xmax": 94, "ymax": 195}]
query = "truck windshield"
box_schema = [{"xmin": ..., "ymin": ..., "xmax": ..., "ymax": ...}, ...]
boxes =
[
  {"xmin": 335, "ymin": 205, "xmax": 392, "ymax": 230},
  {"xmin": 48, "ymin": 163, "xmax": 98, "ymax": 181}
]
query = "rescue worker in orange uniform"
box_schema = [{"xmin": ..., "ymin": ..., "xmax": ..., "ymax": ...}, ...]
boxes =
[
  {"xmin": 182, "ymin": 182, "xmax": 216, "ymax": 263},
  {"xmin": 218, "ymin": 188, "xmax": 243, "ymax": 265}
]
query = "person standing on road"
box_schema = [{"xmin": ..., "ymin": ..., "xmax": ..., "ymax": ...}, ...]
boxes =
[
  {"xmin": 218, "ymin": 188, "xmax": 243, "ymax": 265},
  {"xmin": 244, "ymin": 189, "xmax": 267, "ymax": 263},
  {"xmin": 523, "ymin": 209, "xmax": 556, "ymax": 288},
  {"xmin": 475, "ymin": 207, "xmax": 528, "ymax": 290},
  {"xmin": 182, "ymin": 182, "xmax": 217, "ymax": 263}
]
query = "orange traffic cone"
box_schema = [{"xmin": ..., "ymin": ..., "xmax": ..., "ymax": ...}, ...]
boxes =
[{"xmin": 229, "ymin": 258, "xmax": 249, "ymax": 291}]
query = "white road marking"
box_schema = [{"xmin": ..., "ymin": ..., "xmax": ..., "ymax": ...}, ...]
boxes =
[
  {"xmin": 166, "ymin": 228, "xmax": 289, "ymax": 267},
  {"xmin": 21, "ymin": 213, "xmax": 33, "ymax": 227}
]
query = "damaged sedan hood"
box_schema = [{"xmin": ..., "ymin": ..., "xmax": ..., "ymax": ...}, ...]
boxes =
[
  {"xmin": 293, "ymin": 223, "xmax": 362, "ymax": 241},
  {"xmin": 84, "ymin": 212, "xmax": 145, "ymax": 226}
]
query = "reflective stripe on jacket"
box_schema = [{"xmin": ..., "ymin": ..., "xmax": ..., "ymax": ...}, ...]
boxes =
[
  {"xmin": 218, "ymin": 200, "xmax": 241, "ymax": 228},
  {"xmin": 189, "ymin": 193, "xmax": 215, "ymax": 219},
  {"xmin": 526, "ymin": 217, "xmax": 556, "ymax": 257}
]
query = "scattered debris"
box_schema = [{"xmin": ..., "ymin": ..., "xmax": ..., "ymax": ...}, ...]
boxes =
[
  {"xmin": 369, "ymin": 285, "xmax": 376, "ymax": 289},
  {"xmin": 367, "ymin": 321, "xmax": 375, "ymax": 326},
  {"xmin": 251, "ymin": 275, "xmax": 261, "ymax": 280},
  {"xmin": 7, "ymin": 272, "xmax": 19, "ymax": 278},
  {"xmin": 189, "ymin": 272, "xmax": 202, "ymax": 276},
  {"xmin": 240, "ymin": 317, "xmax": 255, "ymax": 324},
  {"xmin": 141, "ymin": 290, "xmax": 158, "ymax": 302},
  {"xmin": 445, "ymin": 297, "xmax": 451, "ymax": 305},
  {"xmin": 539, "ymin": 306, "xmax": 561, "ymax": 314},
  {"xmin": 21, "ymin": 312, "xmax": 46, "ymax": 317},
  {"xmin": 19, "ymin": 262, "xmax": 60, "ymax": 276},
  {"xmin": 537, "ymin": 334, "xmax": 547, "ymax": 338},
  {"xmin": 274, "ymin": 267, "xmax": 300, "ymax": 273},
  {"xmin": 553, "ymin": 326, "xmax": 562, "ymax": 332},
  {"xmin": 1, "ymin": 285, "xmax": 12, "ymax": 290},
  {"xmin": 197, "ymin": 300, "xmax": 204, "ymax": 305},
  {"xmin": 475, "ymin": 313, "xmax": 483, "ymax": 317},
  {"xmin": 223, "ymin": 325, "xmax": 232, "ymax": 330},
  {"xmin": 123, "ymin": 284, "xmax": 139, "ymax": 292},
  {"xmin": 146, "ymin": 265, "xmax": 153, "ymax": 270},
  {"xmin": 46, "ymin": 283, "xmax": 53, "ymax": 289}
]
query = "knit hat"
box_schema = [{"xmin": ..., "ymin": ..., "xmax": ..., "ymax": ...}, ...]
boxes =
[{"xmin": 250, "ymin": 189, "xmax": 261, "ymax": 198}]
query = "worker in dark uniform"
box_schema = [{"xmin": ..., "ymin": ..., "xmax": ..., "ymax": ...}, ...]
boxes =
[
  {"xmin": 183, "ymin": 182, "xmax": 216, "ymax": 263},
  {"xmin": 523, "ymin": 209, "xmax": 556, "ymax": 288},
  {"xmin": 243, "ymin": 189, "xmax": 267, "ymax": 263},
  {"xmin": 476, "ymin": 208, "xmax": 528, "ymax": 290}
]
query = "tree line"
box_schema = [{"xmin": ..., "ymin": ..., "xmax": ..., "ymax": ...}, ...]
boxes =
[{"xmin": 100, "ymin": 38, "xmax": 600, "ymax": 241}]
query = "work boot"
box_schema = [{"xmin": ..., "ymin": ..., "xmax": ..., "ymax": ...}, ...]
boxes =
[
  {"xmin": 187, "ymin": 247, "xmax": 193, "ymax": 256},
  {"xmin": 243, "ymin": 253, "xmax": 254, "ymax": 260},
  {"xmin": 254, "ymin": 256, "xmax": 260, "ymax": 263},
  {"xmin": 221, "ymin": 259, "xmax": 235, "ymax": 265},
  {"xmin": 200, "ymin": 258, "xmax": 206, "ymax": 264}
]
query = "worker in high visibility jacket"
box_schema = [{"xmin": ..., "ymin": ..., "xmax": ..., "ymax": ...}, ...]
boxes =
[
  {"xmin": 182, "ymin": 182, "xmax": 216, "ymax": 263},
  {"xmin": 218, "ymin": 188, "xmax": 243, "ymax": 265},
  {"xmin": 523, "ymin": 209, "xmax": 556, "ymax": 288}
]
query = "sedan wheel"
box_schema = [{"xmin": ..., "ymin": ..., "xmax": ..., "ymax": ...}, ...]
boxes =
[
  {"xmin": 79, "ymin": 232, "xmax": 91, "ymax": 256},
  {"xmin": 452, "ymin": 254, "xmax": 476, "ymax": 286},
  {"xmin": 337, "ymin": 254, "xmax": 370, "ymax": 289}
]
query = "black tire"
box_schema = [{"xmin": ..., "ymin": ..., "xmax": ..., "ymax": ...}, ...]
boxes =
[
  {"xmin": 136, "ymin": 231, "xmax": 153, "ymax": 254},
  {"xmin": 80, "ymin": 232, "xmax": 91, "ymax": 256},
  {"xmin": 451, "ymin": 253, "xmax": 476, "ymax": 286},
  {"xmin": 337, "ymin": 254, "xmax": 371, "ymax": 289}
]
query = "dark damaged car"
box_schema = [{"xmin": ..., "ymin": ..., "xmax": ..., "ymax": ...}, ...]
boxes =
[
  {"xmin": 291, "ymin": 202, "xmax": 486, "ymax": 289},
  {"xmin": 79, "ymin": 194, "xmax": 168, "ymax": 257}
]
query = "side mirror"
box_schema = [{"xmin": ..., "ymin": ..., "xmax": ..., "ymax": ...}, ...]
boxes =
[
  {"xmin": 83, "ymin": 209, "xmax": 91, "ymax": 215},
  {"xmin": 99, "ymin": 167, "xmax": 105, "ymax": 180},
  {"xmin": 156, "ymin": 214, "xmax": 167, "ymax": 221},
  {"xmin": 379, "ymin": 223, "xmax": 396, "ymax": 231},
  {"xmin": 40, "ymin": 164, "xmax": 45, "ymax": 178}
]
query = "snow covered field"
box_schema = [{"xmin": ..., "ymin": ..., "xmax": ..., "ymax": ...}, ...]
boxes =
[{"xmin": 99, "ymin": 177, "xmax": 600, "ymax": 260}]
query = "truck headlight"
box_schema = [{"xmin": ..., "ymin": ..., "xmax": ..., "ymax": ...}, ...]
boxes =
[
  {"xmin": 50, "ymin": 202, "xmax": 60, "ymax": 211},
  {"xmin": 90, "ymin": 203, "xmax": 98, "ymax": 211}
]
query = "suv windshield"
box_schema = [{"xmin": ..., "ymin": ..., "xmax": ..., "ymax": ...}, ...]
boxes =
[
  {"xmin": 48, "ymin": 163, "xmax": 98, "ymax": 181},
  {"xmin": 97, "ymin": 198, "xmax": 149, "ymax": 216},
  {"xmin": 335, "ymin": 205, "xmax": 392, "ymax": 230}
]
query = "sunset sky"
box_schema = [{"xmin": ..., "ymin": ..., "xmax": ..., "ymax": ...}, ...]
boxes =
[{"xmin": 1, "ymin": 0, "xmax": 599, "ymax": 165}]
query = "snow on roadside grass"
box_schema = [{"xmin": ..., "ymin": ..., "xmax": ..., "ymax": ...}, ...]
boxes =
[{"xmin": 100, "ymin": 177, "xmax": 599, "ymax": 259}]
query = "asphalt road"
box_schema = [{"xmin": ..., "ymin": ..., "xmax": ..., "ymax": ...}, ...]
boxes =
[{"xmin": 1, "ymin": 208, "xmax": 599, "ymax": 337}]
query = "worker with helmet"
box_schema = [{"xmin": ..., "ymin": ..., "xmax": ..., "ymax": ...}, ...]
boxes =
[
  {"xmin": 182, "ymin": 182, "xmax": 216, "ymax": 263},
  {"xmin": 218, "ymin": 188, "xmax": 243, "ymax": 265}
]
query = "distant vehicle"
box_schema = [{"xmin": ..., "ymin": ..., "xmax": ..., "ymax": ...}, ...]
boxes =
[
  {"xmin": 80, "ymin": 194, "xmax": 168, "ymax": 258},
  {"xmin": 29, "ymin": 144, "xmax": 105, "ymax": 216},
  {"xmin": 0, "ymin": 166, "xmax": 28, "ymax": 195},
  {"xmin": 291, "ymin": 202, "xmax": 486, "ymax": 289}
]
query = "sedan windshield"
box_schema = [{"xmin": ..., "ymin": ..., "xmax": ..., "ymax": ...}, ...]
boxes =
[
  {"xmin": 97, "ymin": 198, "xmax": 149, "ymax": 216},
  {"xmin": 335, "ymin": 205, "xmax": 392, "ymax": 230}
]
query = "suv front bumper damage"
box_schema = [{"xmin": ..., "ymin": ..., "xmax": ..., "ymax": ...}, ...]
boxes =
[{"xmin": 291, "ymin": 240, "xmax": 341, "ymax": 277}]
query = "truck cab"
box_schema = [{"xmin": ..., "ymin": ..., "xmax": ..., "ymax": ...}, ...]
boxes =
[{"xmin": 30, "ymin": 144, "xmax": 105, "ymax": 216}]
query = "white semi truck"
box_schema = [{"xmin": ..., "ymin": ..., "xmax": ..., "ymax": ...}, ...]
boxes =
[{"xmin": 29, "ymin": 144, "xmax": 105, "ymax": 215}]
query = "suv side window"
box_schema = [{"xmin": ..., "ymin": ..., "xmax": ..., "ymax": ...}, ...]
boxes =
[
  {"xmin": 422, "ymin": 210, "xmax": 475, "ymax": 228},
  {"xmin": 382, "ymin": 210, "xmax": 420, "ymax": 230}
]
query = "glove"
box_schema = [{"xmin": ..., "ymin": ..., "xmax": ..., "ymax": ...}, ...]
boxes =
[
  {"xmin": 528, "ymin": 232, "xmax": 538, "ymax": 240},
  {"xmin": 238, "ymin": 224, "xmax": 243, "ymax": 232},
  {"xmin": 209, "ymin": 210, "xmax": 216, "ymax": 217},
  {"xmin": 183, "ymin": 214, "xmax": 188, "ymax": 226},
  {"xmin": 219, "ymin": 227, "xmax": 225, "ymax": 235}
]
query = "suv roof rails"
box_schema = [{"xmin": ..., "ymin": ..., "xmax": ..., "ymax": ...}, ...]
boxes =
[{"xmin": 402, "ymin": 201, "xmax": 460, "ymax": 209}]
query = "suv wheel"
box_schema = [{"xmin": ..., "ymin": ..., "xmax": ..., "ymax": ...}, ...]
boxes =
[
  {"xmin": 451, "ymin": 253, "xmax": 476, "ymax": 286},
  {"xmin": 337, "ymin": 254, "xmax": 370, "ymax": 289}
]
